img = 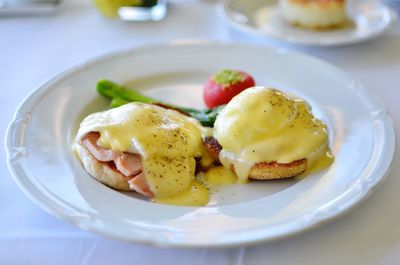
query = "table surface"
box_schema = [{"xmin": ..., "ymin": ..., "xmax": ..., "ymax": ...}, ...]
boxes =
[{"xmin": 1, "ymin": 0, "xmax": 400, "ymax": 264}]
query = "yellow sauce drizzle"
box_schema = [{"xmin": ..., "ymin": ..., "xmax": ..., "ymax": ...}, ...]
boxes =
[
  {"xmin": 307, "ymin": 151, "xmax": 334, "ymax": 174},
  {"xmin": 204, "ymin": 166, "xmax": 238, "ymax": 185},
  {"xmin": 155, "ymin": 181, "xmax": 210, "ymax": 206}
]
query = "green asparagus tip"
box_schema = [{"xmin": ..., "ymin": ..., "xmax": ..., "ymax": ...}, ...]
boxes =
[{"xmin": 96, "ymin": 79, "xmax": 224, "ymax": 127}]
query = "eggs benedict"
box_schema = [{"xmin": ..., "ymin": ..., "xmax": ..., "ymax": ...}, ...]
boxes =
[
  {"xmin": 74, "ymin": 102, "xmax": 210, "ymax": 206},
  {"xmin": 207, "ymin": 87, "xmax": 331, "ymax": 181}
]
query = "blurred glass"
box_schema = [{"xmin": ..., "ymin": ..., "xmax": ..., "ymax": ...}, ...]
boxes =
[
  {"xmin": 0, "ymin": 0, "xmax": 61, "ymax": 15},
  {"xmin": 94, "ymin": 0, "xmax": 167, "ymax": 21}
]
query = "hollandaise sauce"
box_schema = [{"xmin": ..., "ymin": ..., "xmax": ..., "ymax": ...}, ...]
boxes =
[
  {"xmin": 214, "ymin": 87, "xmax": 331, "ymax": 181},
  {"xmin": 77, "ymin": 102, "xmax": 211, "ymax": 206},
  {"xmin": 204, "ymin": 166, "xmax": 238, "ymax": 185},
  {"xmin": 307, "ymin": 151, "xmax": 334, "ymax": 174},
  {"xmin": 155, "ymin": 181, "xmax": 210, "ymax": 206}
]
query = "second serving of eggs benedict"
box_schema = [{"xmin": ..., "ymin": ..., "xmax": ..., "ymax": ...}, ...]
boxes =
[{"xmin": 207, "ymin": 87, "xmax": 332, "ymax": 182}]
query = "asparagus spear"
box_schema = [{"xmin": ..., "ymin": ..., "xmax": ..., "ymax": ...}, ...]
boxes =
[{"xmin": 96, "ymin": 80, "xmax": 224, "ymax": 127}]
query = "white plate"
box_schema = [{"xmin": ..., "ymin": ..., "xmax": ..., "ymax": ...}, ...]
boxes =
[
  {"xmin": 219, "ymin": 0, "xmax": 398, "ymax": 46},
  {"xmin": 6, "ymin": 42, "xmax": 395, "ymax": 247}
]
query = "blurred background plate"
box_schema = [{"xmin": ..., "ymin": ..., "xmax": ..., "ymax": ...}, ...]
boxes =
[{"xmin": 219, "ymin": 0, "xmax": 398, "ymax": 46}]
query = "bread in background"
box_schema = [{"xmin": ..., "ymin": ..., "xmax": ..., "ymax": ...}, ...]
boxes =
[{"xmin": 279, "ymin": 0, "xmax": 347, "ymax": 30}]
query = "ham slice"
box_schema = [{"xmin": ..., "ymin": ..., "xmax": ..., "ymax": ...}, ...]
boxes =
[
  {"xmin": 81, "ymin": 132, "xmax": 122, "ymax": 162},
  {"xmin": 81, "ymin": 132, "xmax": 153, "ymax": 198},
  {"xmin": 115, "ymin": 153, "xmax": 142, "ymax": 177},
  {"xmin": 128, "ymin": 172, "xmax": 154, "ymax": 198}
]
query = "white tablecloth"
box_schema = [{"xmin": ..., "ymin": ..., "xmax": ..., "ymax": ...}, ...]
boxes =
[{"xmin": 1, "ymin": 0, "xmax": 400, "ymax": 264}]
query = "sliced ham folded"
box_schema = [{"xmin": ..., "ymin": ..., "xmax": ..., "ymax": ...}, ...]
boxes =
[
  {"xmin": 81, "ymin": 132, "xmax": 122, "ymax": 162},
  {"xmin": 81, "ymin": 132, "xmax": 154, "ymax": 198},
  {"xmin": 128, "ymin": 172, "xmax": 153, "ymax": 198},
  {"xmin": 115, "ymin": 153, "xmax": 142, "ymax": 177}
]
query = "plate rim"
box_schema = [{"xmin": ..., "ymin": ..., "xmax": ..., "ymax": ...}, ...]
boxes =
[
  {"xmin": 218, "ymin": 0, "xmax": 399, "ymax": 46},
  {"xmin": 5, "ymin": 41, "xmax": 397, "ymax": 248}
]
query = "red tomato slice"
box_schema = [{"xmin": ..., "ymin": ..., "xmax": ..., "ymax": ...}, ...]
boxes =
[{"xmin": 203, "ymin": 70, "xmax": 255, "ymax": 108}]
